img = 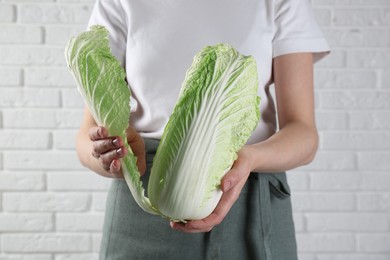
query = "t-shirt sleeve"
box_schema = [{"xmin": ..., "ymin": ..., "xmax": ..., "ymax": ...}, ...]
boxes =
[
  {"xmin": 87, "ymin": 0, "xmax": 127, "ymax": 67},
  {"xmin": 272, "ymin": 0, "xmax": 330, "ymax": 63}
]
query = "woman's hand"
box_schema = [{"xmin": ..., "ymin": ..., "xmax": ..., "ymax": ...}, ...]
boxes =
[
  {"xmin": 88, "ymin": 126, "xmax": 146, "ymax": 178},
  {"xmin": 170, "ymin": 146, "xmax": 254, "ymax": 233}
]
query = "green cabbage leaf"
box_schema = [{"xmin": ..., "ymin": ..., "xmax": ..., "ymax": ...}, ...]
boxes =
[{"xmin": 65, "ymin": 25, "xmax": 158, "ymax": 215}]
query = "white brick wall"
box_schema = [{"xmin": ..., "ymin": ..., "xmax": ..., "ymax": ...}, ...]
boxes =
[{"xmin": 0, "ymin": 0, "xmax": 389, "ymax": 259}]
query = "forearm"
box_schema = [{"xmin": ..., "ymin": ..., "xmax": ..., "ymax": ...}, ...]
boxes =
[{"xmin": 246, "ymin": 121, "xmax": 318, "ymax": 173}]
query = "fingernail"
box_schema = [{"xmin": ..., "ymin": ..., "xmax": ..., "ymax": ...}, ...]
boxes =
[
  {"xmin": 112, "ymin": 138, "xmax": 119, "ymax": 147},
  {"xmin": 116, "ymin": 148, "xmax": 123, "ymax": 156}
]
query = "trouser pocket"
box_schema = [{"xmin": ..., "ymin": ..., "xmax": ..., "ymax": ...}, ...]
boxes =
[
  {"xmin": 257, "ymin": 172, "xmax": 292, "ymax": 260},
  {"xmin": 267, "ymin": 173, "xmax": 291, "ymax": 200}
]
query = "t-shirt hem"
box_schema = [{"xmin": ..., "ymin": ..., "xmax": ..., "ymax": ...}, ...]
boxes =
[{"xmin": 273, "ymin": 37, "xmax": 331, "ymax": 63}]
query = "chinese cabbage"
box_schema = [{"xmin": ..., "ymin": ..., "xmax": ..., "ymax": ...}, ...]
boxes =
[{"xmin": 65, "ymin": 25, "xmax": 260, "ymax": 222}]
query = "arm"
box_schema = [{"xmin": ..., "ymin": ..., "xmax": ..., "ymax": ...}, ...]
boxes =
[
  {"xmin": 171, "ymin": 52, "xmax": 318, "ymax": 233},
  {"xmin": 247, "ymin": 52, "xmax": 318, "ymax": 173},
  {"xmin": 76, "ymin": 107, "xmax": 146, "ymax": 178}
]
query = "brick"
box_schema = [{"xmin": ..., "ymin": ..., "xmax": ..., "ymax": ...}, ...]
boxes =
[
  {"xmin": 92, "ymin": 192, "xmax": 108, "ymax": 211},
  {"xmin": 3, "ymin": 192, "xmax": 91, "ymax": 212},
  {"xmin": 3, "ymin": 109, "xmax": 83, "ymax": 128},
  {"xmin": 358, "ymin": 193, "xmax": 390, "ymax": 211},
  {"xmin": 306, "ymin": 213, "xmax": 388, "ymax": 231},
  {"xmin": 20, "ymin": 4, "xmax": 92, "ymax": 24},
  {"xmin": 55, "ymin": 109, "xmax": 84, "ymax": 128},
  {"xmin": 358, "ymin": 152, "xmax": 390, "ymax": 170},
  {"xmin": 0, "ymin": 4, "xmax": 16, "ymax": 22},
  {"xmin": 298, "ymin": 255, "xmax": 316, "ymax": 260},
  {"xmin": 57, "ymin": 0, "xmax": 95, "ymax": 3},
  {"xmin": 313, "ymin": 0, "xmax": 390, "ymax": 4},
  {"xmin": 321, "ymin": 132, "xmax": 390, "ymax": 150},
  {"xmin": 350, "ymin": 111, "xmax": 390, "ymax": 130},
  {"xmin": 0, "ymin": 25, "xmax": 42, "ymax": 44},
  {"xmin": 300, "ymin": 152, "xmax": 356, "ymax": 171},
  {"xmin": 293, "ymin": 213, "xmax": 305, "ymax": 232},
  {"xmin": 0, "ymin": 255, "xmax": 52, "ymax": 260},
  {"xmin": 25, "ymin": 67, "xmax": 76, "ymax": 87},
  {"xmin": 0, "ymin": 88, "xmax": 60, "ymax": 107},
  {"xmin": 62, "ymin": 88, "xmax": 85, "ymax": 108},
  {"xmin": 0, "ymin": 213, "xmax": 53, "ymax": 232},
  {"xmin": 0, "ymin": 46, "xmax": 65, "ymax": 66},
  {"xmin": 4, "ymin": 151, "xmax": 83, "ymax": 170},
  {"xmin": 310, "ymin": 172, "xmax": 360, "ymax": 190},
  {"xmin": 320, "ymin": 91, "xmax": 390, "ymax": 110},
  {"xmin": 0, "ymin": 130, "xmax": 51, "ymax": 149},
  {"xmin": 309, "ymin": 171, "xmax": 390, "ymax": 191},
  {"xmin": 333, "ymin": 8, "xmax": 390, "ymax": 27},
  {"xmin": 315, "ymin": 69, "xmax": 377, "ymax": 88},
  {"xmin": 4, "ymin": 0, "xmax": 55, "ymax": 2},
  {"xmin": 91, "ymin": 233, "xmax": 102, "ymax": 253},
  {"xmin": 0, "ymin": 172, "xmax": 45, "ymax": 191},
  {"xmin": 360, "ymin": 173, "xmax": 390, "ymax": 191},
  {"xmin": 55, "ymin": 254, "xmax": 99, "ymax": 260},
  {"xmin": 382, "ymin": 69, "xmax": 390, "ymax": 89},
  {"xmin": 47, "ymin": 171, "xmax": 111, "ymax": 191},
  {"xmin": 0, "ymin": 68, "xmax": 22, "ymax": 86},
  {"xmin": 2, "ymin": 234, "xmax": 90, "ymax": 253},
  {"xmin": 311, "ymin": 171, "xmax": 390, "ymax": 191},
  {"xmin": 316, "ymin": 111, "xmax": 348, "ymax": 130},
  {"xmin": 313, "ymin": 8, "xmax": 331, "ymax": 26},
  {"xmin": 292, "ymin": 192, "xmax": 356, "ymax": 212},
  {"xmin": 323, "ymin": 28, "xmax": 390, "ymax": 47},
  {"xmin": 0, "ymin": 152, "xmax": 3, "ymax": 171},
  {"xmin": 357, "ymin": 234, "xmax": 390, "ymax": 252},
  {"xmin": 312, "ymin": 93, "xmax": 319, "ymax": 111},
  {"xmin": 45, "ymin": 25, "xmax": 86, "ymax": 45},
  {"xmin": 296, "ymin": 233, "xmax": 355, "ymax": 252},
  {"xmin": 315, "ymin": 50, "xmax": 346, "ymax": 68},
  {"xmin": 56, "ymin": 213, "xmax": 104, "ymax": 231},
  {"xmin": 347, "ymin": 50, "xmax": 390, "ymax": 68},
  {"xmin": 53, "ymin": 130, "xmax": 78, "ymax": 149},
  {"xmin": 286, "ymin": 171, "xmax": 309, "ymax": 190},
  {"xmin": 317, "ymin": 254, "xmax": 390, "ymax": 260}
]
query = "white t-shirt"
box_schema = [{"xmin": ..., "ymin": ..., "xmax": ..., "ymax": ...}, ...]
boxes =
[{"xmin": 88, "ymin": 0, "xmax": 330, "ymax": 143}]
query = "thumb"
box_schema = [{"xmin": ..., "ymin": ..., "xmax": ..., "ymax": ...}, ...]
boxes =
[
  {"xmin": 221, "ymin": 152, "xmax": 251, "ymax": 192},
  {"xmin": 220, "ymin": 158, "xmax": 250, "ymax": 193}
]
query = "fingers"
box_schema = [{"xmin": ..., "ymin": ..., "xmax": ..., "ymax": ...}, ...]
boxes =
[
  {"xmin": 221, "ymin": 152, "xmax": 252, "ymax": 192},
  {"xmin": 171, "ymin": 150, "xmax": 254, "ymax": 233},
  {"xmin": 92, "ymin": 137, "xmax": 123, "ymax": 158},
  {"xmin": 98, "ymin": 145, "xmax": 127, "ymax": 178},
  {"xmin": 171, "ymin": 175, "xmax": 247, "ymax": 233},
  {"xmin": 98, "ymin": 147, "xmax": 127, "ymax": 170},
  {"xmin": 88, "ymin": 126, "xmax": 126, "ymax": 178},
  {"xmin": 109, "ymin": 159, "xmax": 124, "ymax": 178},
  {"xmin": 88, "ymin": 126, "xmax": 107, "ymax": 141},
  {"xmin": 89, "ymin": 126, "xmax": 146, "ymax": 177}
]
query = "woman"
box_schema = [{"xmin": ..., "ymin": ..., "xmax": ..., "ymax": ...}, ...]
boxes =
[{"xmin": 76, "ymin": 0, "xmax": 330, "ymax": 259}]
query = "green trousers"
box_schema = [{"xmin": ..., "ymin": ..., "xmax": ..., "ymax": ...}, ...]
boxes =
[{"xmin": 99, "ymin": 139, "xmax": 298, "ymax": 260}]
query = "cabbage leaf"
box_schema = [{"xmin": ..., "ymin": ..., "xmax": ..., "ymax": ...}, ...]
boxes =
[
  {"xmin": 65, "ymin": 25, "xmax": 158, "ymax": 215},
  {"xmin": 148, "ymin": 44, "xmax": 260, "ymax": 220}
]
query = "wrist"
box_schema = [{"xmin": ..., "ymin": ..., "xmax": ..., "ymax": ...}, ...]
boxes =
[{"xmin": 237, "ymin": 145, "xmax": 257, "ymax": 173}]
